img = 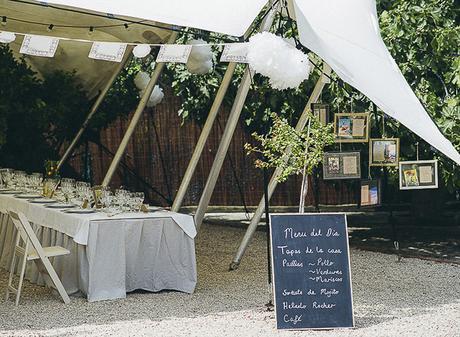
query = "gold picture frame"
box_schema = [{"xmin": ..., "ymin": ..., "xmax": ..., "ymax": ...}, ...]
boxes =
[
  {"xmin": 311, "ymin": 103, "xmax": 331, "ymax": 126},
  {"xmin": 323, "ymin": 151, "xmax": 361, "ymax": 180},
  {"xmin": 399, "ymin": 160, "xmax": 438, "ymax": 190},
  {"xmin": 369, "ymin": 138, "xmax": 400, "ymax": 166},
  {"xmin": 334, "ymin": 113, "xmax": 370, "ymax": 143}
]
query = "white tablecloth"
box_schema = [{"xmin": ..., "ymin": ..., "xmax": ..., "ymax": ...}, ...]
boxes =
[
  {"xmin": 0, "ymin": 194, "xmax": 197, "ymax": 244},
  {"xmin": 0, "ymin": 194, "xmax": 197, "ymax": 301}
]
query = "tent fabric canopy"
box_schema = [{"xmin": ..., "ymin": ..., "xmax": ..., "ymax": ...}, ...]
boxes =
[
  {"xmin": 40, "ymin": 0, "xmax": 269, "ymax": 37},
  {"xmin": 3, "ymin": 0, "xmax": 459, "ymax": 164},
  {"xmin": 0, "ymin": 0, "xmax": 171, "ymax": 97},
  {"xmin": 293, "ymin": 0, "xmax": 460, "ymax": 164}
]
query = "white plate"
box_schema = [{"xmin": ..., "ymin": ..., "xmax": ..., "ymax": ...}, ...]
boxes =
[
  {"xmin": 0, "ymin": 190, "xmax": 21, "ymax": 194},
  {"xmin": 148, "ymin": 206, "xmax": 163, "ymax": 211},
  {"xmin": 15, "ymin": 194, "xmax": 42, "ymax": 199},
  {"xmin": 65, "ymin": 209, "xmax": 96, "ymax": 214},
  {"xmin": 29, "ymin": 198, "xmax": 55, "ymax": 204},
  {"xmin": 45, "ymin": 203, "xmax": 75, "ymax": 209}
]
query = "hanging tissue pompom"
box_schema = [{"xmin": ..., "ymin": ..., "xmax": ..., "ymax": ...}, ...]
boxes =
[
  {"xmin": 247, "ymin": 32, "xmax": 310, "ymax": 90},
  {"xmin": 0, "ymin": 31, "xmax": 16, "ymax": 44},
  {"xmin": 133, "ymin": 44, "xmax": 151, "ymax": 58},
  {"xmin": 134, "ymin": 71, "xmax": 163, "ymax": 106},
  {"xmin": 186, "ymin": 39, "xmax": 213, "ymax": 75},
  {"xmin": 143, "ymin": 85, "xmax": 164, "ymax": 107},
  {"xmin": 134, "ymin": 71, "xmax": 150, "ymax": 90}
]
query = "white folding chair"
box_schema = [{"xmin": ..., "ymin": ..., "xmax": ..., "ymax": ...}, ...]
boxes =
[{"xmin": 5, "ymin": 211, "xmax": 71, "ymax": 305}]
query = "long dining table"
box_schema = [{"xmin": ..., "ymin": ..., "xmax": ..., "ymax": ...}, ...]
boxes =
[{"xmin": 0, "ymin": 192, "xmax": 197, "ymax": 302}]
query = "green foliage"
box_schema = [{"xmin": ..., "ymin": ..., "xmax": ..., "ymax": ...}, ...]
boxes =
[
  {"xmin": 0, "ymin": 45, "xmax": 138, "ymax": 173},
  {"xmin": 334, "ymin": 0, "xmax": 460, "ymax": 191},
  {"xmin": 245, "ymin": 112, "xmax": 334, "ymax": 182}
]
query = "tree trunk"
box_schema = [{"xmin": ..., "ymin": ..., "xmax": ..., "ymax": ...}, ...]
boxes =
[
  {"xmin": 298, "ymin": 118, "xmax": 312, "ymax": 214},
  {"xmin": 298, "ymin": 168, "xmax": 309, "ymax": 214}
]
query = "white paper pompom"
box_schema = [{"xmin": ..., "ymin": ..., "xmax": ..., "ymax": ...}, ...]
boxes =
[
  {"xmin": 0, "ymin": 31, "xmax": 16, "ymax": 44},
  {"xmin": 144, "ymin": 85, "xmax": 164, "ymax": 107},
  {"xmin": 247, "ymin": 32, "xmax": 310, "ymax": 90},
  {"xmin": 134, "ymin": 71, "xmax": 150, "ymax": 90},
  {"xmin": 187, "ymin": 58, "xmax": 213, "ymax": 75},
  {"xmin": 186, "ymin": 39, "xmax": 213, "ymax": 74},
  {"xmin": 133, "ymin": 44, "xmax": 151, "ymax": 58}
]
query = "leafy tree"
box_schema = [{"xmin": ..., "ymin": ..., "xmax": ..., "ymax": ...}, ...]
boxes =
[
  {"xmin": 0, "ymin": 45, "xmax": 139, "ymax": 175},
  {"xmin": 245, "ymin": 112, "xmax": 334, "ymax": 212}
]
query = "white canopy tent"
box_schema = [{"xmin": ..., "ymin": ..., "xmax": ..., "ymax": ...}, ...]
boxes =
[{"xmin": 26, "ymin": 0, "xmax": 459, "ymax": 164}]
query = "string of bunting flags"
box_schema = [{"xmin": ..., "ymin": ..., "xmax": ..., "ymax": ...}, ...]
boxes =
[
  {"xmin": 0, "ymin": 30, "xmax": 246, "ymax": 63},
  {"xmin": 0, "ymin": 30, "xmax": 312, "ymax": 90}
]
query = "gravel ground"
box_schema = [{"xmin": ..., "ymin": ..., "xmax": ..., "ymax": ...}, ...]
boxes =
[{"xmin": 0, "ymin": 223, "xmax": 459, "ymax": 336}]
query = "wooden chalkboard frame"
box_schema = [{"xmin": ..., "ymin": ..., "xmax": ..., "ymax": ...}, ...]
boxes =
[{"xmin": 269, "ymin": 213, "xmax": 355, "ymax": 330}]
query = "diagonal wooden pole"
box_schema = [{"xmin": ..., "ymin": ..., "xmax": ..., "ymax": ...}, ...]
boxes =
[
  {"xmin": 171, "ymin": 62, "xmax": 237, "ymax": 212},
  {"xmin": 102, "ymin": 33, "xmax": 178, "ymax": 187},
  {"xmin": 56, "ymin": 46, "xmax": 133, "ymax": 171},
  {"xmin": 193, "ymin": 6, "xmax": 278, "ymax": 230},
  {"xmin": 229, "ymin": 63, "xmax": 332, "ymax": 270},
  {"xmin": 172, "ymin": 3, "xmax": 278, "ymax": 213}
]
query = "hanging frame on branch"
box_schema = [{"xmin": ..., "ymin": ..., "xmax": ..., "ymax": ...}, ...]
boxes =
[
  {"xmin": 323, "ymin": 151, "xmax": 361, "ymax": 180},
  {"xmin": 360, "ymin": 179, "xmax": 382, "ymax": 207},
  {"xmin": 369, "ymin": 138, "xmax": 400, "ymax": 167},
  {"xmin": 399, "ymin": 160, "xmax": 438, "ymax": 190},
  {"xmin": 311, "ymin": 103, "xmax": 331, "ymax": 126},
  {"xmin": 334, "ymin": 112, "xmax": 370, "ymax": 143}
]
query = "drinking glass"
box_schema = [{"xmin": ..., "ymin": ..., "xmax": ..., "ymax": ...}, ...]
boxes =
[
  {"xmin": 131, "ymin": 192, "xmax": 145, "ymax": 212},
  {"xmin": 30, "ymin": 173, "xmax": 43, "ymax": 193},
  {"xmin": 2, "ymin": 169, "xmax": 13, "ymax": 188},
  {"xmin": 75, "ymin": 181, "xmax": 92, "ymax": 208},
  {"xmin": 61, "ymin": 178, "xmax": 75, "ymax": 203},
  {"xmin": 43, "ymin": 178, "xmax": 59, "ymax": 198},
  {"xmin": 100, "ymin": 187, "xmax": 114, "ymax": 211},
  {"xmin": 114, "ymin": 188, "xmax": 129, "ymax": 212},
  {"xmin": 13, "ymin": 171, "xmax": 26, "ymax": 191}
]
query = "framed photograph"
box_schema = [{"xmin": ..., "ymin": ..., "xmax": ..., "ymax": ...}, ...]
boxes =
[
  {"xmin": 399, "ymin": 160, "xmax": 438, "ymax": 190},
  {"xmin": 369, "ymin": 138, "xmax": 400, "ymax": 166},
  {"xmin": 360, "ymin": 179, "xmax": 381, "ymax": 207},
  {"xmin": 334, "ymin": 113, "xmax": 370, "ymax": 143},
  {"xmin": 311, "ymin": 103, "xmax": 330, "ymax": 125},
  {"xmin": 323, "ymin": 152, "xmax": 361, "ymax": 180}
]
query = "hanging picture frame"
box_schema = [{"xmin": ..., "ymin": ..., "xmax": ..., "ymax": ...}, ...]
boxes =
[
  {"xmin": 399, "ymin": 160, "xmax": 438, "ymax": 190},
  {"xmin": 323, "ymin": 151, "xmax": 361, "ymax": 180},
  {"xmin": 360, "ymin": 179, "xmax": 381, "ymax": 207},
  {"xmin": 334, "ymin": 113, "xmax": 370, "ymax": 143},
  {"xmin": 369, "ymin": 138, "xmax": 400, "ymax": 166},
  {"xmin": 311, "ymin": 103, "xmax": 330, "ymax": 126}
]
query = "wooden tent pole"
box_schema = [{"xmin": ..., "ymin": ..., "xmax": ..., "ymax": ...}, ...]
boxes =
[
  {"xmin": 57, "ymin": 46, "xmax": 133, "ymax": 171},
  {"xmin": 229, "ymin": 63, "xmax": 332, "ymax": 270},
  {"xmin": 102, "ymin": 33, "xmax": 178, "ymax": 187},
  {"xmin": 193, "ymin": 5, "xmax": 278, "ymax": 230},
  {"xmin": 171, "ymin": 62, "xmax": 237, "ymax": 212}
]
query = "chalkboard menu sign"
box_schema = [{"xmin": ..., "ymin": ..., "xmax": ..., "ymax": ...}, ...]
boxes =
[{"xmin": 269, "ymin": 214, "xmax": 354, "ymax": 330}]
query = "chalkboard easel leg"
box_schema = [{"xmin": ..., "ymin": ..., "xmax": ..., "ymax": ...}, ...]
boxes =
[{"xmin": 264, "ymin": 168, "xmax": 274, "ymax": 311}]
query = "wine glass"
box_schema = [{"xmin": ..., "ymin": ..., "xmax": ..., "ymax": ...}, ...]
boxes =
[
  {"xmin": 61, "ymin": 178, "xmax": 75, "ymax": 203},
  {"xmin": 131, "ymin": 192, "xmax": 145, "ymax": 212},
  {"xmin": 100, "ymin": 187, "xmax": 114, "ymax": 211}
]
